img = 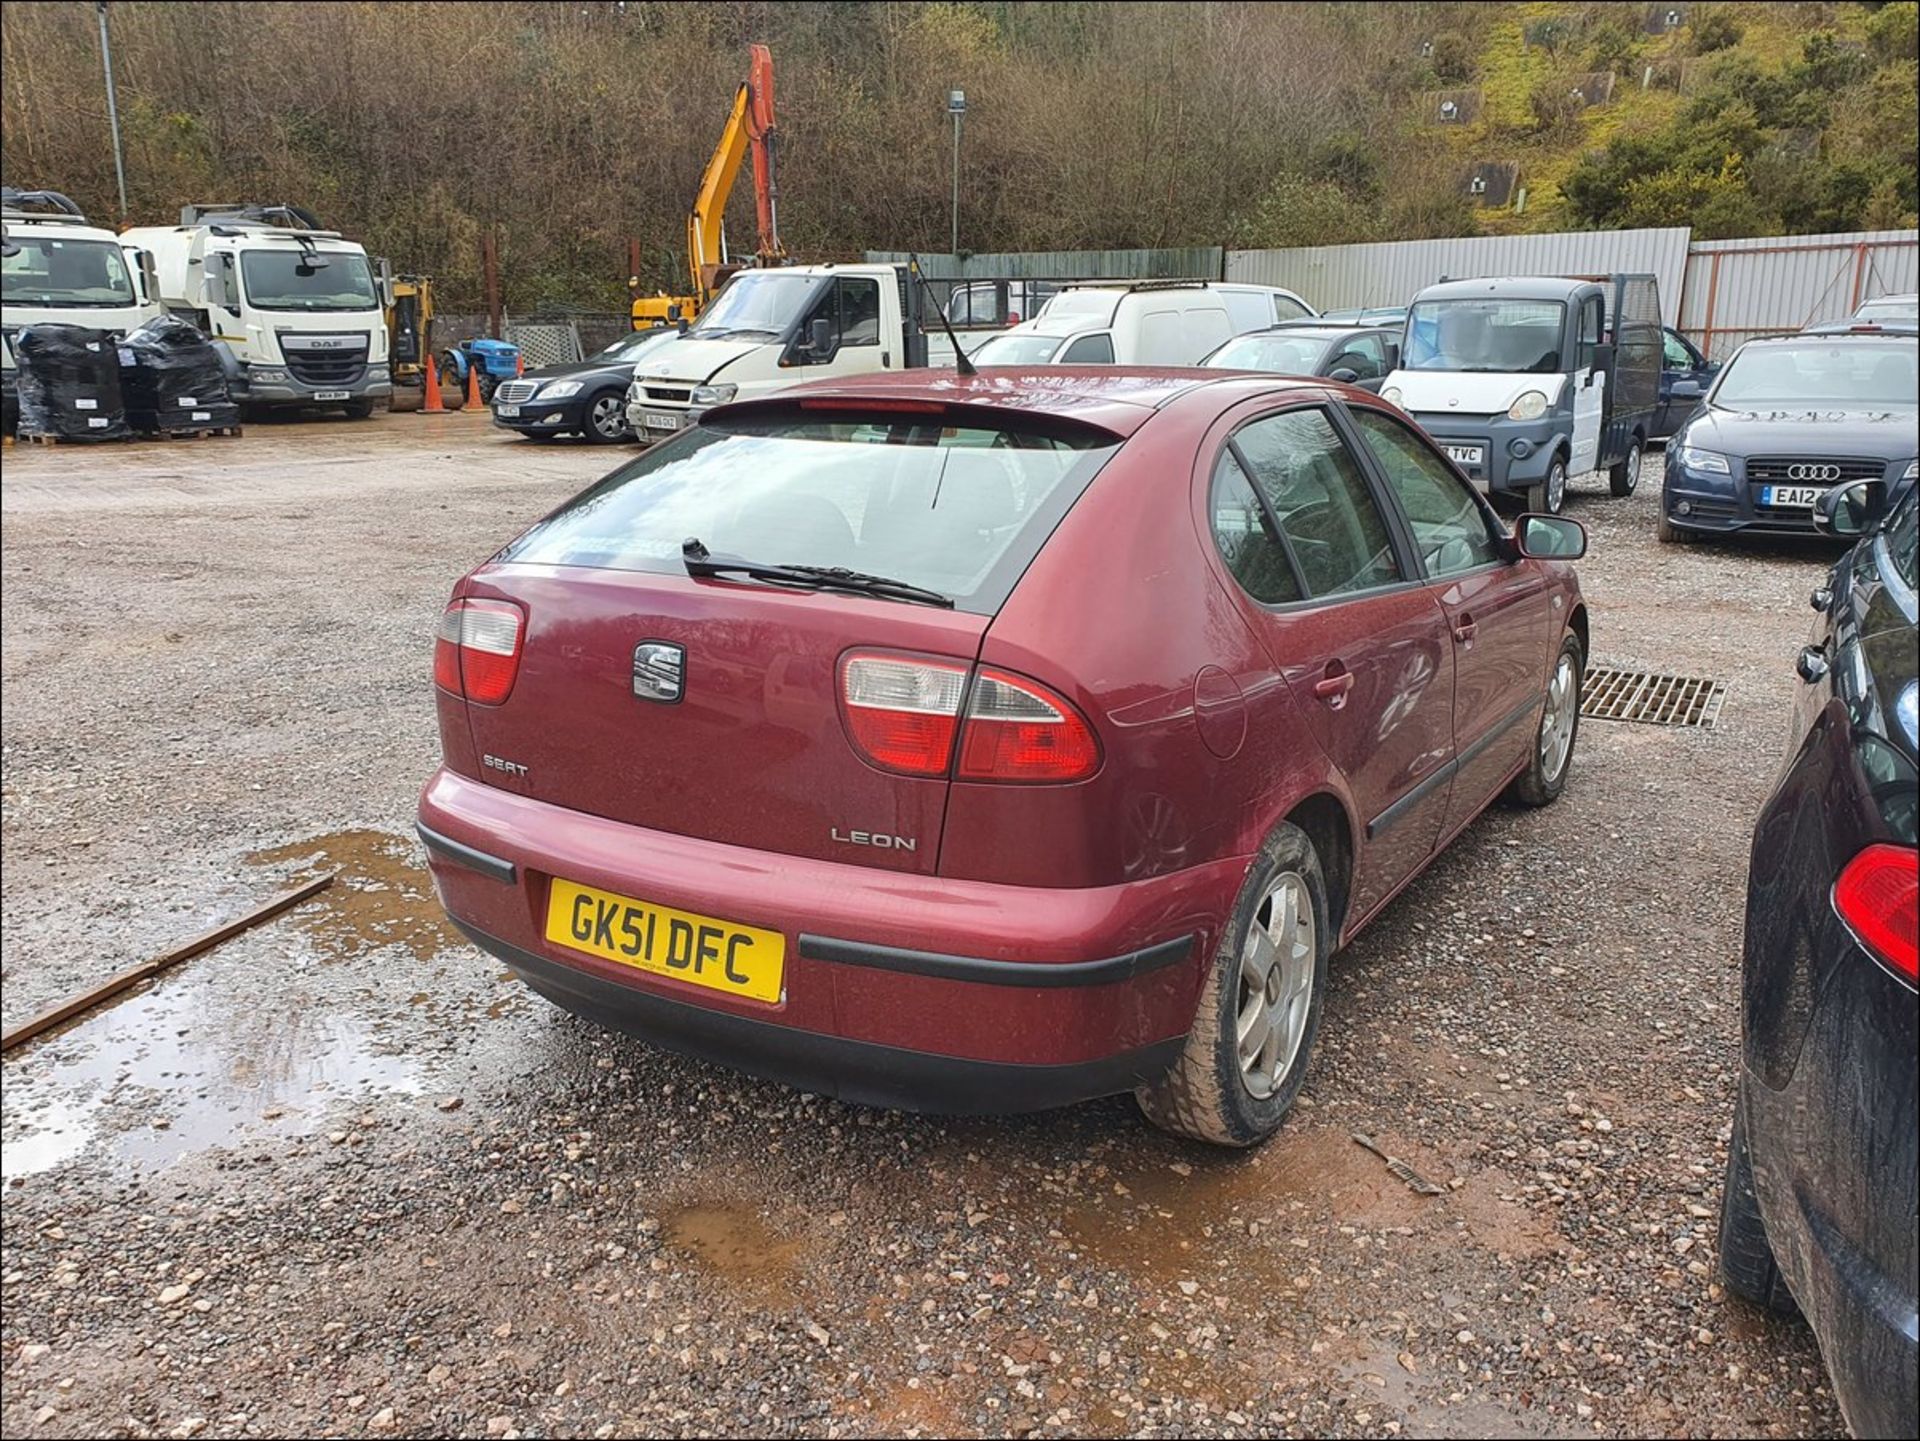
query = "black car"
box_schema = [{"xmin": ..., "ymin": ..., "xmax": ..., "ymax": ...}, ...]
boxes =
[
  {"xmin": 1653, "ymin": 326, "xmax": 1720, "ymax": 443},
  {"xmin": 1199, "ymin": 324, "xmax": 1401, "ymax": 391},
  {"xmin": 490, "ymin": 329, "xmax": 679, "ymax": 443},
  {"xmin": 1660, "ymin": 331, "xmax": 1919, "ymax": 543},
  {"xmin": 1723, "ymin": 476, "xmax": 1917, "ymax": 1438}
]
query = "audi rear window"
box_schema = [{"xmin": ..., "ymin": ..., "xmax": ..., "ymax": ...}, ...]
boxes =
[{"xmin": 501, "ymin": 411, "xmax": 1120, "ymax": 614}]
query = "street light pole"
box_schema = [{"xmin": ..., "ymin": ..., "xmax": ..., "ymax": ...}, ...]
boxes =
[
  {"xmin": 947, "ymin": 88, "xmax": 967, "ymax": 256},
  {"xmin": 96, "ymin": 2, "xmax": 129, "ymax": 221}
]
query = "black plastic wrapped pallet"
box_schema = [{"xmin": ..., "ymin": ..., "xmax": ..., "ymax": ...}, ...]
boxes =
[
  {"xmin": 14, "ymin": 324, "xmax": 129, "ymax": 441},
  {"xmin": 118, "ymin": 316, "xmax": 236, "ymax": 433}
]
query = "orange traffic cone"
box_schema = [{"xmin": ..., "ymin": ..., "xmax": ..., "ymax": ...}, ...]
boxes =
[
  {"xmin": 515, "ymin": 351, "xmax": 525, "ymax": 377},
  {"xmin": 465, "ymin": 361, "xmax": 483, "ymax": 411},
  {"xmin": 421, "ymin": 353, "xmax": 445, "ymax": 413}
]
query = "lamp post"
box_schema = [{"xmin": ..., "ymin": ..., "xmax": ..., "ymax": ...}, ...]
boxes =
[
  {"xmin": 97, "ymin": 2, "xmax": 129, "ymax": 220},
  {"xmin": 947, "ymin": 87, "xmax": 967, "ymax": 256}
]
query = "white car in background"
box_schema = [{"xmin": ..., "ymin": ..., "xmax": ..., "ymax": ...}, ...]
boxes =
[{"xmin": 975, "ymin": 281, "xmax": 1315, "ymax": 367}]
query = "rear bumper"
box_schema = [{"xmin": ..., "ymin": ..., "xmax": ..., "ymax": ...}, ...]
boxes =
[
  {"xmin": 455, "ymin": 918, "xmax": 1184, "ymax": 1113},
  {"xmin": 416, "ymin": 768, "xmax": 1235, "ymax": 1107}
]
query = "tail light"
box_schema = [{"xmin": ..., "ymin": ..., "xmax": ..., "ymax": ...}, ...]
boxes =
[
  {"xmin": 1834, "ymin": 843, "xmax": 1919, "ymax": 987},
  {"xmin": 434, "ymin": 598, "xmax": 526, "ymax": 706},
  {"xmin": 840, "ymin": 653, "xmax": 968, "ymax": 776},
  {"xmin": 839, "ymin": 652, "xmax": 1099, "ymax": 783},
  {"xmin": 956, "ymin": 667, "xmax": 1101, "ymax": 782}
]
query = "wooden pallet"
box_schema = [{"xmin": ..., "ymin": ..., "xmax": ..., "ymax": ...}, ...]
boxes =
[
  {"xmin": 147, "ymin": 425, "xmax": 243, "ymax": 441},
  {"xmin": 17, "ymin": 430, "xmax": 131, "ymax": 446}
]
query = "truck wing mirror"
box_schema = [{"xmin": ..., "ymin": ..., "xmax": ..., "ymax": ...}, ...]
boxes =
[{"xmin": 808, "ymin": 316, "xmax": 834, "ymax": 359}]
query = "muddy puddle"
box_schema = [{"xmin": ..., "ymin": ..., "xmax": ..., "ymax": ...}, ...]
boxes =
[
  {"xmin": 246, "ymin": 827, "xmax": 459, "ymax": 962},
  {"xmin": 660, "ymin": 1200, "xmax": 809, "ymax": 1311},
  {"xmin": 1, "ymin": 828, "xmax": 500, "ymax": 1183},
  {"xmin": 1, "ymin": 966, "xmax": 423, "ymax": 1182}
]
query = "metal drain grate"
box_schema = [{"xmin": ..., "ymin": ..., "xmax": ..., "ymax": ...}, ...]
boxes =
[{"xmin": 1581, "ymin": 667, "xmax": 1727, "ymax": 729}]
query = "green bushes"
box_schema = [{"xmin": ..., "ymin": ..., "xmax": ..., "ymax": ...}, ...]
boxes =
[{"xmin": 1690, "ymin": 6, "xmax": 1745, "ymax": 53}]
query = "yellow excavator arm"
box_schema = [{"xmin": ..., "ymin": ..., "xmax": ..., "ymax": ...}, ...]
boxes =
[{"xmin": 687, "ymin": 83, "xmax": 752, "ymax": 304}]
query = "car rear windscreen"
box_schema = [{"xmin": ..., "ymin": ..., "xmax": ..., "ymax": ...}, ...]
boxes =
[{"xmin": 501, "ymin": 412, "xmax": 1121, "ymax": 614}]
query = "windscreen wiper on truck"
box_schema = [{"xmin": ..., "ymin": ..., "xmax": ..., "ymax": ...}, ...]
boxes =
[{"xmin": 680, "ymin": 538, "xmax": 954, "ymax": 608}]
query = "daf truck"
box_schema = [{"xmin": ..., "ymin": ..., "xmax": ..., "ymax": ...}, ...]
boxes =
[
  {"xmin": 120, "ymin": 204, "xmax": 392, "ymax": 417},
  {"xmin": 1, "ymin": 188, "xmax": 164, "ymax": 431}
]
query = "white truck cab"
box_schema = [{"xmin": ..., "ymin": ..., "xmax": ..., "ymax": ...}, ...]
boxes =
[
  {"xmin": 627, "ymin": 263, "xmax": 928, "ymax": 442},
  {"xmin": 119, "ymin": 204, "xmax": 392, "ymax": 416},
  {"xmin": 1, "ymin": 188, "xmax": 164, "ymax": 430},
  {"xmin": 973, "ymin": 281, "xmax": 1317, "ymax": 367}
]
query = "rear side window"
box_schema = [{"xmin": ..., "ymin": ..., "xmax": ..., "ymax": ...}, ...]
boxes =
[
  {"xmin": 1209, "ymin": 450, "xmax": 1301, "ymax": 604},
  {"xmin": 1273, "ymin": 295, "xmax": 1312, "ymax": 323},
  {"xmin": 1059, "ymin": 333, "xmax": 1114, "ymax": 364},
  {"xmin": 503, "ymin": 414, "xmax": 1118, "ymax": 614},
  {"xmin": 1233, "ymin": 409, "xmax": 1401, "ymax": 598},
  {"xmin": 1886, "ymin": 490, "xmax": 1918, "ymax": 595}
]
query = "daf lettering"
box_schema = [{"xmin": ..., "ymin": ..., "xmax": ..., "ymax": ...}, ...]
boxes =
[{"xmin": 830, "ymin": 827, "xmax": 917, "ymax": 852}]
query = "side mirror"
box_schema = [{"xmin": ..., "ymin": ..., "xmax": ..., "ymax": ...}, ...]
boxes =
[
  {"xmin": 1514, "ymin": 513, "xmax": 1588, "ymax": 560},
  {"xmin": 1812, "ymin": 478, "xmax": 1886, "ymax": 538},
  {"xmin": 1329, "ymin": 367, "xmax": 1360, "ymax": 385},
  {"xmin": 1670, "ymin": 378, "xmax": 1703, "ymax": 399},
  {"xmin": 376, "ymin": 256, "xmax": 396, "ymax": 311},
  {"xmin": 809, "ymin": 316, "xmax": 834, "ymax": 358},
  {"xmin": 1590, "ymin": 341, "xmax": 1614, "ymax": 376}
]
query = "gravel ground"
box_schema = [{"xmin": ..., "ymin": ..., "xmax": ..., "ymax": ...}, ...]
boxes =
[{"xmin": 1, "ymin": 419, "xmax": 1848, "ymax": 1439}]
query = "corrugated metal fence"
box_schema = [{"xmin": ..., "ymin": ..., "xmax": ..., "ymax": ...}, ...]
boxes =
[
  {"xmin": 1224, "ymin": 226, "xmax": 1916, "ymax": 357},
  {"xmin": 1678, "ymin": 231, "xmax": 1920, "ymax": 356},
  {"xmin": 865, "ymin": 247, "xmax": 1224, "ymax": 282},
  {"xmin": 1226, "ymin": 228, "xmax": 1693, "ymax": 326}
]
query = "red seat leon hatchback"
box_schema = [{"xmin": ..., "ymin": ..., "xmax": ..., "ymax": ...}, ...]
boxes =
[{"xmin": 419, "ymin": 369, "xmax": 1589, "ymax": 1145}]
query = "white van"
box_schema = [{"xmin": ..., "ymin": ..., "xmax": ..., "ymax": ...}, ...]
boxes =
[{"xmin": 971, "ymin": 281, "xmax": 1315, "ymax": 366}]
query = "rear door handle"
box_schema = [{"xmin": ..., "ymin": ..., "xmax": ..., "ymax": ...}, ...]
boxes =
[
  {"xmin": 1452, "ymin": 615, "xmax": 1478, "ymax": 645},
  {"xmin": 1312, "ymin": 664, "xmax": 1354, "ymax": 707}
]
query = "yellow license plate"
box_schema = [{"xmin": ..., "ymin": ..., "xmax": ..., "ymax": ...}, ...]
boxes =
[{"xmin": 544, "ymin": 878, "xmax": 785, "ymax": 1004}]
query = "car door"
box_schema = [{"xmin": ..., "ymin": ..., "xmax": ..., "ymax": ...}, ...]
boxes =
[
  {"xmin": 1570, "ymin": 294, "xmax": 1605, "ymax": 473},
  {"xmin": 1327, "ymin": 332, "xmax": 1390, "ymax": 392},
  {"xmin": 1204, "ymin": 405, "xmax": 1456, "ymax": 921},
  {"xmin": 1656, "ymin": 328, "xmax": 1714, "ymax": 439},
  {"xmin": 1347, "ymin": 406, "xmax": 1555, "ymax": 833}
]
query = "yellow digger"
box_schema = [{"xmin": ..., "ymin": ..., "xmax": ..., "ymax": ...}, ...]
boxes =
[
  {"xmin": 630, "ymin": 44, "xmax": 783, "ymax": 330},
  {"xmin": 383, "ymin": 272, "xmax": 435, "ymax": 411}
]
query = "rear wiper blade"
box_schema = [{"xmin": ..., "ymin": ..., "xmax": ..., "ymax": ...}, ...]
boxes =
[{"xmin": 681, "ymin": 539, "xmax": 953, "ymax": 608}]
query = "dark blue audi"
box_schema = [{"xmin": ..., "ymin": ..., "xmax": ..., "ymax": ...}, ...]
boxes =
[
  {"xmin": 1721, "ymin": 474, "xmax": 1917, "ymax": 1438},
  {"xmin": 1659, "ymin": 331, "xmax": 1918, "ymax": 544}
]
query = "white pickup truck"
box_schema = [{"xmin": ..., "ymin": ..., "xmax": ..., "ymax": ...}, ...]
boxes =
[{"xmin": 625, "ymin": 261, "xmax": 990, "ymax": 442}]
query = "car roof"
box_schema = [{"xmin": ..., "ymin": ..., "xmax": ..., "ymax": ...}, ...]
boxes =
[
  {"xmin": 708, "ymin": 367, "xmax": 1338, "ymax": 437},
  {"xmin": 1751, "ymin": 328, "xmax": 1920, "ymax": 344},
  {"xmin": 993, "ymin": 313, "xmax": 1105, "ymax": 339},
  {"xmin": 1414, "ymin": 277, "xmax": 1589, "ymax": 304},
  {"xmin": 1259, "ymin": 322, "xmax": 1388, "ymax": 338}
]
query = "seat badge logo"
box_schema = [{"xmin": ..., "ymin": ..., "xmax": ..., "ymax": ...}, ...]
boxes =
[{"xmin": 633, "ymin": 642, "xmax": 685, "ymax": 703}]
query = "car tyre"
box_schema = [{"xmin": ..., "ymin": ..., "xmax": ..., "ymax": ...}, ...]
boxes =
[
  {"xmin": 1655, "ymin": 504, "xmax": 1694, "ymax": 545},
  {"xmin": 1136, "ymin": 822, "xmax": 1329, "ymax": 1148},
  {"xmin": 1526, "ymin": 456, "xmax": 1569, "ymax": 515},
  {"xmin": 583, "ymin": 389, "xmax": 631, "ymax": 444},
  {"xmin": 1506, "ymin": 628, "xmax": 1583, "ymax": 807},
  {"xmin": 1718, "ymin": 1096, "xmax": 1798, "ymax": 1315},
  {"xmin": 1608, "ymin": 438, "xmax": 1642, "ymax": 497}
]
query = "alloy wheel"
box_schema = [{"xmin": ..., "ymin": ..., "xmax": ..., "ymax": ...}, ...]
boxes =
[
  {"xmin": 1548, "ymin": 461, "xmax": 1568, "ymax": 514},
  {"xmin": 1236, "ymin": 872, "xmax": 1316, "ymax": 1099},
  {"xmin": 592, "ymin": 395, "xmax": 628, "ymax": 439},
  {"xmin": 1541, "ymin": 652, "xmax": 1578, "ymax": 782}
]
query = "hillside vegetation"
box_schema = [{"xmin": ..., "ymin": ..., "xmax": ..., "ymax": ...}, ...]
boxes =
[{"xmin": 1, "ymin": 1, "xmax": 1913, "ymax": 312}]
